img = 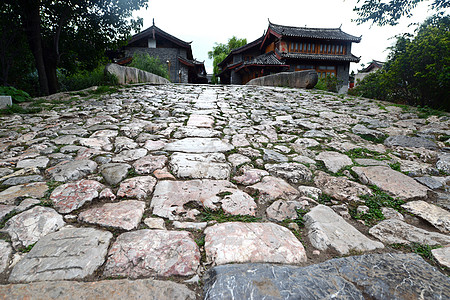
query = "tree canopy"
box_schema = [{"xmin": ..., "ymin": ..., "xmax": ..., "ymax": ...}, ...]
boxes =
[
  {"xmin": 352, "ymin": 15, "xmax": 450, "ymax": 111},
  {"xmin": 354, "ymin": 0, "xmax": 450, "ymax": 26},
  {"xmin": 208, "ymin": 36, "xmax": 247, "ymax": 84},
  {"xmin": 3, "ymin": 0, "xmax": 147, "ymax": 95}
]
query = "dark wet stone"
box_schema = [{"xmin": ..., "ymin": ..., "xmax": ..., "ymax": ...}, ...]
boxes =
[
  {"xmin": 203, "ymin": 253, "xmax": 449, "ymax": 300},
  {"xmin": 384, "ymin": 135, "xmax": 437, "ymax": 150},
  {"xmin": 2, "ymin": 175, "xmax": 44, "ymax": 186}
]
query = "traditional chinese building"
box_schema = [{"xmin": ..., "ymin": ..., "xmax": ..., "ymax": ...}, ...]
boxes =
[
  {"xmin": 355, "ymin": 60, "xmax": 384, "ymax": 85},
  {"xmin": 218, "ymin": 21, "xmax": 361, "ymax": 92},
  {"xmin": 123, "ymin": 21, "xmax": 207, "ymax": 83}
]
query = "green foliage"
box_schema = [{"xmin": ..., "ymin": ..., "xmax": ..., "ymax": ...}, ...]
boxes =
[
  {"xmin": 208, "ymin": 36, "xmax": 247, "ymax": 84},
  {"xmin": 391, "ymin": 243, "xmax": 442, "ymax": 262},
  {"xmin": 58, "ymin": 65, "xmax": 118, "ymax": 92},
  {"xmin": 318, "ymin": 193, "xmax": 333, "ymax": 204},
  {"xmin": 0, "ymin": 3, "xmax": 35, "ymax": 87},
  {"xmin": 19, "ymin": 243, "xmax": 36, "ymax": 253},
  {"xmin": 129, "ymin": 52, "xmax": 170, "ymax": 80},
  {"xmin": 4, "ymin": 0, "xmax": 147, "ymax": 95},
  {"xmin": 358, "ymin": 133, "xmax": 388, "ymax": 144},
  {"xmin": 315, "ymin": 75, "xmax": 339, "ymax": 92},
  {"xmin": 195, "ymin": 235, "xmax": 205, "ymax": 247},
  {"xmin": 0, "ymin": 104, "xmax": 41, "ymax": 115},
  {"xmin": 350, "ymin": 185, "xmax": 405, "ymax": 225},
  {"xmin": 388, "ymin": 161, "xmax": 401, "ymax": 171},
  {"xmin": 200, "ymin": 208, "xmax": 261, "ymax": 223},
  {"xmin": 351, "ymin": 15, "xmax": 450, "ymax": 112},
  {"xmin": 353, "ymin": 0, "xmax": 449, "ymax": 26},
  {"xmin": 344, "ymin": 148, "xmax": 388, "ymax": 160},
  {"xmin": 282, "ymin": 208, "xmax": 310, "ymax": 228},
  {"xmin": 0, "ymin": 86, "xmax": 31, "ymax": 102}
]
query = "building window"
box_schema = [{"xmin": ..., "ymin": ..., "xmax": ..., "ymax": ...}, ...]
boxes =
[
  {"xmin": 320, "ymin": 44, "xmax": 323, "ymax": 52},
  {"xmin": 327, "ymin": 44, "xmax": 331, "ymax": 53}
]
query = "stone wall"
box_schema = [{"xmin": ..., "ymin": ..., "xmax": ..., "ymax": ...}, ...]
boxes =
[
  {"xmin": 246, "ymin": 70, "xmax": 318, "ymax": 89},
  {"xmin": 124, "ymin": 47, "xmax": 188, "ymax": 83},
  {"xmin": 105, "ymin": 64, "xmax": 170, "ymax": 85},
  {"xmin": 336, "ymin": 63, "xmax": 350, "ymax": 94}
]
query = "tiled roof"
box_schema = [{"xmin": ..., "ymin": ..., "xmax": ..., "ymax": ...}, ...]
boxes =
[
  {"xmin": 218, "ymin": 36, "xmax": 264, "ymax": 67},
  {"xmin": 128, "ymin": 25, "xmax": 191, "ymax": 48},
  {"xmin": 360, "ymin": 60, "xmax": 385, "ymax": 72},
  {"xmin": 269, "ymin": 22, "xmax": 361, "ymax": 42},
  {"xmin": 281, "ymin": 52, "xmax": 360, "ymax": 63},
  {"xmin": 245, "ymin": 51, "xmax": 285, "ymax": 66}
]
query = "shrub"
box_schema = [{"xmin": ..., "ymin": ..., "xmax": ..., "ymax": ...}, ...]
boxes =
[
  {"xmin": 0, "ymin": 86, "xmax": 32, "ymax": 102},
  {"xmin": 129, "ymin": 52, "xmax": 170, "ymax": 80},
  {"xmin": 58, "ymin": 65, "xmax": 117, "ymax": 92},
  {"xmin": 350, "ymin": 15, "xmax": 450, "ymax": 111},
  {"xmin": 315, "ymin": 75, "xmax": 339, "ymax": 92}
]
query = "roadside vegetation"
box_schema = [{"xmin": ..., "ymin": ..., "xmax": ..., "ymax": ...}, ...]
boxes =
[
  {"xmin": 129, "ymin": 52, "xmax": 169, "ymax": 80},
  {"xmin": 349, "ymin": 15, "xmax": 449, "ymax": 112}
]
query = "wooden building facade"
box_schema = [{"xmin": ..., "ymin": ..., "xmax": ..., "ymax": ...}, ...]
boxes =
[
  {"xmin": 124, "ymin": 22, "xmax": 207, "ymax": 84},
  {"xmin": 218, "ymin": 21, "xmax": 361, "ymax": 92}
]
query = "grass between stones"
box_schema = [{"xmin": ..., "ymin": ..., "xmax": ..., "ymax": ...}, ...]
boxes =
[
  {"xmin": 199, "ymin": 208, "xmax": 261, "ymax": 223},
  {"xmin": 344, "ymin": 148, "xmax": 389, "ymax": 161},
  {"xmin": 281, "ymin": 208, "xmax": 309, "ymax": 229},
  {"xmin": 357, "ymin": 134, "xmax": 387, "ymax": 144},
  {"xmin": 349, "ymin": 185, "xmax": 405, "ymax": 225},
  {"xmin": 390, "ymin": 243, "xmax": 447, "ymax": 271}
]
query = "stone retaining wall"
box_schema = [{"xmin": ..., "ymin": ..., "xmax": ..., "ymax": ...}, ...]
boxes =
[
  {"xmin": 105, "ymin": 63, "xmax": 170, "ymax": 85},
  {"xmin": 246, "ymin": 70, "xmax": 318, "ymax": 89}
]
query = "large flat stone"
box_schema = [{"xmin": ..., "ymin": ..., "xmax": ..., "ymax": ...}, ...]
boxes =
[
  {"xmin": 316, "ymin": 151, "xmax": 352, "ymax": 173},
  {"xmin": 164, "ymin": 138, "xmax": 233, "ymax": 153},
  {"xmin": 401, "ymin": 200, "xmax": 450, "ymax": 233},
  {"xmin": 16, "ymin": 156, "xmax": 49, "ymax": 169},
  {"xmin": 0, "ymin": 279, "xmax": 196, "ymax": 300},
  {"xmin": 314, "ymin": 171, "xmax": 372, "ymax": 203},
  {"xmin": 99, "ymin": 163, "xmax": 131, "ymax": 185},
  {"xmin": 245, "ymin": 176, "xmax": 299, "ymax": 204},
  {"xmin": 3, "ymin": 206, "xmax": 65, "ymax": 250},
  {"xmin": 169, "ymin": 152, "xmax": 231, "ymax": 180},
  {"xmin": 369, "ymin": 218, "xmax": 450, "ymax": 245},
  {"xmin": 352, "ymin": 166, "xmax": 429, "ymax": 200},
  {"xmin": 50, "ymin": 180, "xmax": 104, "ymax": 213},
  {"xmin": 9, "ymin": 227, "xmax": 112, "ymax": 282},
  {"xmin": 305, "ymin": 205, "xmax": 384, "ymax": 255},
  {"xmin": 133, "ymin": 155, "xmax": 167, "ymax": 175},
  {"xmin": 117, "ymin": 176, "xmax": 156, "ymax": 200},
  {"xmin": 104, "ymin": 229, "xmax": 200, "ymax": 278},
  {"xmin": 203, "ymin": 253, "xmax": 450, "ymax": 300},
  {"xmin": 264, "ymin": 162, "xmax": 312, "ymax": 184},
  {"xmin": 187, "ymin": 114, "xmax": 214, "ymax": 128},
  {"xmin": 384, "ymin": 135, "xmax": 438, "ymax": 150},
  {"xmin": 78, "ymin": 200, "xmax": 145, "ymax": 230},
  {"xmin": 0, "ymin": 240, "xmax": 12, "ymax": 274},
  {"xmin": 0, "ymin": 182, "xmax": 48, "ymax": 205},
  {"xmin": 432, "ymin": 245, "xmax": 450, "ymax": 268},
  {"xmin": 46, "ymin": 160, "xmax": 97, "ymax": 182},
  {"xmin": 204, "ymin": 222, "xmax": 306, "ymax": 265},
  {"xmin": 151, "ymin": 180, "xmax": 253, "ymax": 220}
]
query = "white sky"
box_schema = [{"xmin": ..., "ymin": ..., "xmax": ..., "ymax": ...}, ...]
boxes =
[{"xmin": 133, "ymin": 0, "xmax": 440, "ymax": 74}]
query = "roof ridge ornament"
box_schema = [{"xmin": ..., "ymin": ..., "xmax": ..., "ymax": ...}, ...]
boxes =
[{"xmin": 153, "ymin": 18, "xmax": 155, "ymax": 26}]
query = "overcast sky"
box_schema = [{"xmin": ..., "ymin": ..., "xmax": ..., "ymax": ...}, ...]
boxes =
[{"xmin": 133, "ymin": 0, "xmax": 440, "ymax": 74}]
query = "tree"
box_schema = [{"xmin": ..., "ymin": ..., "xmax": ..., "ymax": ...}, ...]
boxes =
[
  {"xmin": 208, "ymin": 36, "xmax": 247, "ymax": 84},
  {"xmin": 354, "ymin": 0, "xmax": 450, "ymax": 26},
  {"xmin": 5, "ymin": 0, "xmax": 148, "ymax": 95},
  {"xmin": 351, "ymin": 15, "xmax": 450, "ymax": 111},
  {"xmin": 0, "ymin": 3, "xmax": 34, "ymax": 86}
]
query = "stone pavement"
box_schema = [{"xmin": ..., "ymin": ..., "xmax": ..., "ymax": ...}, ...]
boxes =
[{"xmin": 0, "ymin": 84, "xmax": 449, "ymax": 299}]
